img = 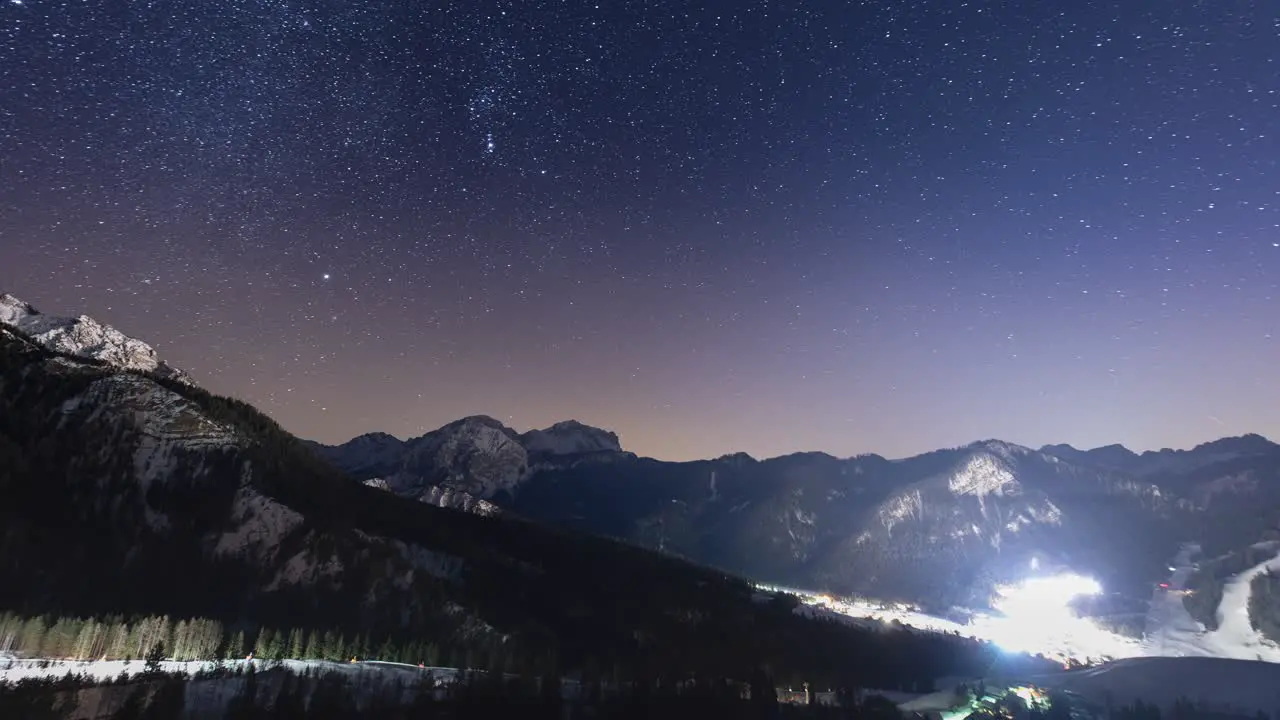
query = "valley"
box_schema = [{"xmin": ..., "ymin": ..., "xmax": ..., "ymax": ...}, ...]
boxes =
[{"xmin": 2, "ymin": 293, "xmax": 1280, "ymax": 719}]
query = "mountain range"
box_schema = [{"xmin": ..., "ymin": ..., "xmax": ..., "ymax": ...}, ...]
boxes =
[
  {"xmin": 317, "ymin": 415, "xmax": 1280, "ymax": 610},
  {"xmin": 5, "ymin": 291, "xmax": 1280, "ymax": 639},
  {"xmin": 0, "ymin": 293, "xmax": 1002, "ymax": 687}
]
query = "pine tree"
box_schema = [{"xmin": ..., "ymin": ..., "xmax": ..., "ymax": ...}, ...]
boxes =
[
  {"xmin": 287, "ymin": 629, "xmax": 305, "ymax": 660},
  {"xmin": 145, "ymin": 641, "xmax": 166, "ymax": 675},
  {"xmin": 227, "ymin": 631, "xmax": 245, "ymax": 660},
  {"xmin": 171, "ymin": 620, "xmax": 189, "ymax": 661},
  {"xmin": 304, "ymin": 630, "xmax": 320, "ymax": 660},
  {"xmin": 376, "ymin": 636, "xmax": 395, "ymax": 662},
  {"xmin": 352, "ymin": 633, "xmax": 369, "ymax": 661},
  {"xmin": 256, "ymin": 629, "xmax": 275, "ymax": 659},
  {"xmin": 319, "ymin": 630, "xmax": 339, "ymax": 661}
]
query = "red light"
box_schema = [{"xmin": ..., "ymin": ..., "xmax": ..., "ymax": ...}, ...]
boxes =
[{"xmin": 1159, "ymin": 583, "xmax": 1169, "ymax": 588}]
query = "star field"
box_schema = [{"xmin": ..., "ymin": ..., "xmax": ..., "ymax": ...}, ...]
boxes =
[{"xmin": 2, "ymin": 0, "xmax": 1277, "ymax": 460}]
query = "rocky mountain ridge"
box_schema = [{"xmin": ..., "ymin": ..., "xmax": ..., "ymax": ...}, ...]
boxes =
[
  {"xmin": 320, "ymin": 413, "xmax": 1278, "ymax": 609},
  {"xmin": 6, "ymin": 318, "xmax": 922, "ymax": 682},
  {"xmin": 1039, "ymin": 434, "xmax": 1280, "ymax": 480},
  {"xmin": 309, "ymin": 414, "xmax": 631, "ymax": 504},
  {"xmin": 0, "ymin": 293, "xmax": 192, "ymax": 384},
  {"xmin": 9, "ymin": 292, "xmax": 1278, "ymax": 617}
]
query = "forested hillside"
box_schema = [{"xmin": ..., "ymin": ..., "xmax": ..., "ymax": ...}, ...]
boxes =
[{"xmin": 0, "ymin": 323, "xmax": 1009, "ymax": 691}]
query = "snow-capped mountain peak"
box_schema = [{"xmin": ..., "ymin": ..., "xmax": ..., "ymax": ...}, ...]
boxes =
[
  {"xmin": 0, "ymin": 293, "xmax": 191, "ymax": 383},
  {"xmin": 520, "ymin": 419, "xmax": 622, "ymax": 456},
  {"xmin": 947, "ymin": 451, "xmax": 1019, "ymax": 497}
]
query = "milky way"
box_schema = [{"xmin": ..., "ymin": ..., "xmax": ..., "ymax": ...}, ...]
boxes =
[{"xmin": 2, "ymin": 0, "xmax": 1277, "ymax": 460}]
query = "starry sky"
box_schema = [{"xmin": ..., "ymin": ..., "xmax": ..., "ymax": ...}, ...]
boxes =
[{"xmin": 2, "ymin": 0, "xmax": 1277, "ymax": 461}]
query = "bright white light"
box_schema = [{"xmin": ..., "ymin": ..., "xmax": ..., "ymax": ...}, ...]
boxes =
[
  {"xmin": 976, "ymin": 573, "xmax": 1118, "ymax": 661},
  {"xmin": 769, "ymin": 572, "xmax": 1141, "ymax": 666}
]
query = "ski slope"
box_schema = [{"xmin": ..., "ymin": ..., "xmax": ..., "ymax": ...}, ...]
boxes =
[{"xmin": 1142, "ymin": 543, "xmax": 1280, "ymax": 662}]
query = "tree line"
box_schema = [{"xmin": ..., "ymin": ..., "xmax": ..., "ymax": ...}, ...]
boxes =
[
  {"xmin": 1, "ymin": 661, "xmax": 904, "ymax": 720},
  {"xmin": 6, "ymin": 661, "xmax": 1263, "ymax": 720},
  {"xmin": 0, "ymin": 612, "xmax": 529, "ymax": 673}
]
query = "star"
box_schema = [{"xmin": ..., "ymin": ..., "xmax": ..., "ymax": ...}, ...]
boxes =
[{"xmin": 1, "ymin": 0, "xmax": 1275, "ymax": 460}]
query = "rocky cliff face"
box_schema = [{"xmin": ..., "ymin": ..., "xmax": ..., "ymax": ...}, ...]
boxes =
[
  {"xmin": 3, "ymin": 321, "xmax": 824, "ymax": 670},
  {"xmin": 0, "ymin": 324, "xmax": 442, "ymax": 625},
  {"xmin": 0, "ymin": 299, "xmax": 1029, "ymax": 682},
  {"xmin": 388, "ymin": 415, "xmax": 530, "ymax": 500},
  {"xmin": 314, "ymin": 416, "xmax": 629, "ymax": 501},
  {"xmin": 316, "ymin": 406, "xmax": 1280, "ymax": 611},
  {"xmin": 521, "ymin": 420, "xmax": 623, "ymax": 457},
  {"xmin": 1, "ymin": 293, "xmax": 192, "ymax": 383}
]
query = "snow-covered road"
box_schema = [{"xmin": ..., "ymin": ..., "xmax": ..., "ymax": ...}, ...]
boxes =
[{"xmin": 1141, "ymin": 543, "xmax": 1203, "ymax": 657}]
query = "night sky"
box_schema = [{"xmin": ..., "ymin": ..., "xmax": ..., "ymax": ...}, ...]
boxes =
[{"xmin": 2, "ymin": 1, "xmax": 1277, "ymax": 461}]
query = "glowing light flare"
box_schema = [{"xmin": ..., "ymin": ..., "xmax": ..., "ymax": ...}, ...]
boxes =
[
  {"xmin": 756, "ymin": 577, "xmax": 1141, "ymax": 665},
  {"xmin": 992, "ymin": 574, "xmax": 1101, "ymax": 617},
  {"xmin": 978, "ymin": 573, "xmax": 1109, "ymax": 659}
]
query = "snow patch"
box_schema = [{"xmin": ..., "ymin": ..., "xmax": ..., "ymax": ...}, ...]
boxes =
[
  {"xmin": 948, "ymin": 453, "xmax": 1018, "ymax": 498},
  {"xmin": 878, "ymin": 489, "xmax": 923, "ymax": 534},
  {"xmin": 213, "ymin": 474, "xmax": 305, "ymax": 561},
  {"xmin": 57, "ymin": 375, "xmax": 240, "ymax": 529},
  {"xmin": 416, "ymin": 485, "xmax": 501, "ymax": 517},
  {"xmin": 1, "ymin": 293, "xmax": 191, "ymax": 382},
  {"xmin": 266, "ymin": 539, "xmax": 344, "ymax": 591}
]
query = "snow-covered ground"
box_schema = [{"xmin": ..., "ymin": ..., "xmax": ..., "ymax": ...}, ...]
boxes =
[
  {"xmin": 768, "ymin": 542, "xmax": 1280, "ymax": 668},
  {"xmin": 1141, "ymin": 543, "xmax": 1280, "ymax": 662},
  {"xmin": 0, "ymin": 657, "xmax": 466, "ymax": 719},
  {"xmin": 762, "ymin": 581, "xmax": 1142, "ymax": 666},
  {"xmin": 0, "ymin": 656, "xmax": 456, "ymax": 686},
  {"xmin": 1020, "ymin": 656, "xmax": 1280, "ymax": 717}
]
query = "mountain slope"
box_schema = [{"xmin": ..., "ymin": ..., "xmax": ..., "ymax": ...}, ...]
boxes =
[
  {"xmin": 320, "ymin": 412, "xmax": 1197, "ymax": 610},
  {"xmin": 521, "ymin": 420, "xmax": 623, "ymax": 457},
  {"xmin": 311, "ymin": 415, "xmax": 631, "ymax": 504},
  {"xmin": 319, "ymin": 414, "xmax": 1280, "ymax": 616},
  {"xmin": 0, "ymin": 321, "xmax": 1000, "ymax": 687},
  {"xmin": 504, "ymin": 440, "xmax": 1187, "ymax": 609},
  {"xmin": 1041, "ymin": 435, "xmax": 1280, "ymax": 481},
  {"xmin": 814, "ymin": 442, "xmax": 1182, "ymax": 607}
]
